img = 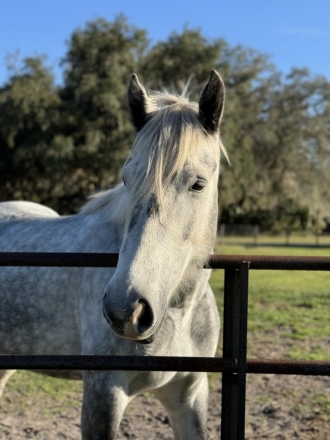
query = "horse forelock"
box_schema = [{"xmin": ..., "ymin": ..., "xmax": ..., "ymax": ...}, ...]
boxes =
[{"xmin": 81, "ymin": 91, "xmax": 227, "ymax": 224}]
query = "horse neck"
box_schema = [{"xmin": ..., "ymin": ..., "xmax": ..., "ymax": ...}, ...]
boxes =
[{"xmin": 78, "ymin": 209, "xmax": 125, "ymax": 253}]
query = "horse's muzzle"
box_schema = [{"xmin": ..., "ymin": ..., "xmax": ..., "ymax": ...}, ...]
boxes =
[{"xmin": 102, "ymin": 292, "xmax": 156, "ymax": 343}]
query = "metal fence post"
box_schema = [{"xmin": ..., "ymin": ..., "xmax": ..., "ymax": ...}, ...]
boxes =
[{"xmin": 221, "ymin": 262, "xmax": 250, "ymax": 440}]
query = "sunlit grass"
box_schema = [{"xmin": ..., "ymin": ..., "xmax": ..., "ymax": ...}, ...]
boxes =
[
  {"xmin": 210, "ymin": 239, "xmax": 330, "ymax": 360},
  {"xmin": 0, "ymin": 370, "xmax": 82, "ymax": 415}
]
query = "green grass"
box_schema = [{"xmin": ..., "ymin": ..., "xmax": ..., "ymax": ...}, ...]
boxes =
[
  {"xmin": 5, "ymin": 371, "xmax": 81, "ymax": 398},
  {"xmin": 314, "ymin": 394, "xmax": 330, "ymax": 419},
  {"xmin": 0, "ymin": 371, "xmax": 82, "ymax": 415},
  {"xmin": 211, "ymin": 239, "xmax": 330, "ymax": 360}
]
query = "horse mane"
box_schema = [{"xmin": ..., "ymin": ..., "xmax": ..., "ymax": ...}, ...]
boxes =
[
  {"xmin": 81, "ymin": 90, "xmax": 227, "ymax": 223},
  {"xmin": 81, "ymin": 184, "xmax": 128, "ymax": 225}
]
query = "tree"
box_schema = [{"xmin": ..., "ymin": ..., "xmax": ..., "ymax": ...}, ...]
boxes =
[
  {"xmin": 140, "ymin": 28, "xmax": 225, "ymax": 95},
  {"xmin": 0, "ymin": 17, "xmax": 148, "ymax": 214},
  {"xmin": 56, "ymin": 16, "xmax": 148, "ymax": 212},
  {"xmin": 250, "ymin": 68, "xmax": 330, "ymax": 223},
  {"xmin": 0, "ymin": 57, "xmax": 62, "ymax": 207},
  {"xmin": 1, "ymin": 17, "xmax": 329, "ymax": 229}
]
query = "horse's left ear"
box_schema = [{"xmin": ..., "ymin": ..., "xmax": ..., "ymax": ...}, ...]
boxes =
[
  {"xmin": 128, "ymin": 74, "xmax": 149, "ymax": 132},
  {"xmin": 199, "ymin": 70, "xmax": 225, "ymax": 134}
]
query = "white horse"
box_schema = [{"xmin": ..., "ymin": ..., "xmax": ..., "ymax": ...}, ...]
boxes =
[{"xmin": 0, "ymin": 70, "xmax": 226, "ymax": 439}]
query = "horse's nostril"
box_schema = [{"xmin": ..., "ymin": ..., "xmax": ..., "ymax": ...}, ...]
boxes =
[
  {"xmin": 137, "ymin": 299, "xmax": 154, "ymax": 334},
  {"xmin": 103, "ymin": 291, "xmax": 155, "ymax": 339}
]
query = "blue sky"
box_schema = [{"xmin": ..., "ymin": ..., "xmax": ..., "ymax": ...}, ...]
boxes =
[{"xmin": 1, "ymin": 0, "xmax": 329, "ymax": 85}]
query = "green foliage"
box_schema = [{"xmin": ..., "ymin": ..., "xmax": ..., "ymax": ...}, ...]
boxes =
[
  {"xmin": 0, "ymin": 16, "xmax": 330, "ymax": 225},
  {"xmin": 140, "ymin": 28, "xmax": 225, "ymax": 95},
  {"xmin": 221, "ymin": 199, "xmax": 309, "ymax": 233},
  {"xmin": 0, "ymin": 57, "xmax": 61, "ymax": 206},
  {"xmin": 0, "ymin": 16, "xmax": 148, "ymax": 213}
]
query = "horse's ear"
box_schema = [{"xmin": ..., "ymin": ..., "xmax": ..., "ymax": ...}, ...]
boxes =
[
  {"xmin": 199, "ymin": 70, "xmax": 225, "ymax": 134},
  {"xmin": 128, "ymin": 74, "xmax": 149, "ymax": 132}
]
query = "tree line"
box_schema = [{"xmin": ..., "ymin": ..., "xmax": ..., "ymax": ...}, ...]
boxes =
[{"xmin": 1, "ymin": 16, "xmax": 329, "ymax": 232}]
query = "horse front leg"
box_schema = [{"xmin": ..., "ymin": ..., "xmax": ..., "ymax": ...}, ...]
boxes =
[
  {"xmin": 155, "ymin": 372, "xmax": 209, "ymax": 440},
  {"xmin": 81, "ymin": 371, "xmax": 129, "ymax": 440}
]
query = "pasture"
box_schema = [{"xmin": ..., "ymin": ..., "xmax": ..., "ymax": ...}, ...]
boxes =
[
  {"xmin": 0, "ymin": 237, "xmax": 329, "ymax": 439},
  {"xmin": 212, "ymin": 238, "xmax": 330, "ymax": 360}
]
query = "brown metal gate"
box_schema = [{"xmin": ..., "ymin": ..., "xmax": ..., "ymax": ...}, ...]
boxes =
[{"xmin": 1, "ymin": 252, "xmax": 330, "ymax": 439}]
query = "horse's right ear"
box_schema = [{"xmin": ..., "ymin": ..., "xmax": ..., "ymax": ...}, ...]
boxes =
[{"xmin": 128, "ymin": 74, "xmax": 149, "ymax": 132}]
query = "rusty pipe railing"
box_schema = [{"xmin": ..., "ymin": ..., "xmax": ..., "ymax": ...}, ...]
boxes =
[
  {"xmin": 0, "ymin": 355, "xmax": 329, "ymax": 375},
  {"xmin": 1, "ymin": 252, "xmax": 330, "ymax": 270}
]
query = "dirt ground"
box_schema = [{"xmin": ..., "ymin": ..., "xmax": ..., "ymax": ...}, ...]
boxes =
[{"xmin": 0, "ymin": 335, "xmax": 329, "ymax": 439}]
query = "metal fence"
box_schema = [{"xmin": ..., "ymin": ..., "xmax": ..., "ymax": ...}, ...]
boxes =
[{"xmin": 1, "ymin": 252, "xmax": 330, "ymax": 440}]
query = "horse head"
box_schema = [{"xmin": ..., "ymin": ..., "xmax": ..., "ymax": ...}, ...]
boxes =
[{"xmin": 103, "ymin": 71, "xmax": 226, "ymax": 343}]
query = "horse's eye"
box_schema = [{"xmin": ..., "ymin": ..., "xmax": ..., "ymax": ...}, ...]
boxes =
[
  {"xmin": 122, "ymin": 177, "xmax": 126, "ymax": 186},
  {"xmin": 191, "ymin": 181, "xmax": 205, "ymax": 192}
]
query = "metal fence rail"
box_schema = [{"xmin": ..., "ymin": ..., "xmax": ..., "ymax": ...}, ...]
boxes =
[
  {"xmin": 2, "ymin": 252, "xmax": 330, "ymax": 270},
  {"xmin": 1, "ymin": 355, "xmax": 329, "ymax": 375},
  {"xmin": 1, "ymin": 252, "xmax": 330, "ymax": 440}
]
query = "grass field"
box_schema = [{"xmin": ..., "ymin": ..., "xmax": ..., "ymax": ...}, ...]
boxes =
[{"xmin": 211, "ymin": 237, "xmax": 330, "ymax": 361}]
